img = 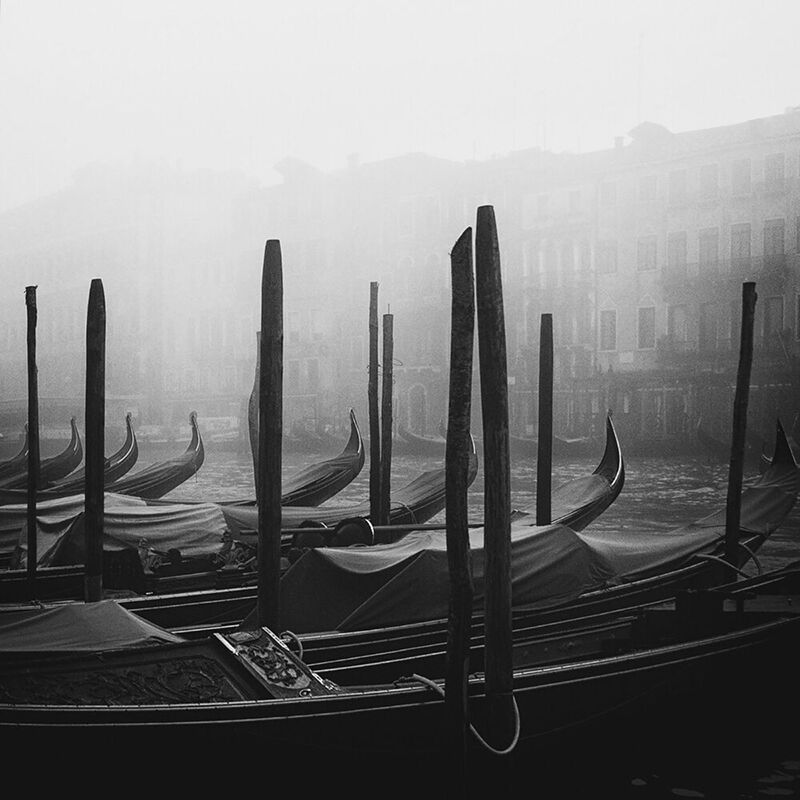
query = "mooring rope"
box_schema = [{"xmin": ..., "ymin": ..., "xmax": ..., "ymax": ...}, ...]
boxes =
[
  {"xmin": 279, "ymin": 629, "xmax": 303, "ymax": 659},
  {"xmin": 406, "ymin": 673, "xmax": 521, "ymax": 756}
]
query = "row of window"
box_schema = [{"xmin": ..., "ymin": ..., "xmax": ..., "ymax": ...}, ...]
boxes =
[
  {"xmin": 534, "ymin": 151, "xmax": 795, "ymax": 217},
  {"xmin": 597, "ymin": 218, "xmax": 795, "ymax": 273},
  {"xmin": 598, "ymin": 294, "xmax": 799, "ymax": 351}
]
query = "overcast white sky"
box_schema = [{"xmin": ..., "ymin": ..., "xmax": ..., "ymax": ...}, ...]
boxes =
[{"xmin": 1, "ymin": 0, "xmax": 799, "ymax": 213}]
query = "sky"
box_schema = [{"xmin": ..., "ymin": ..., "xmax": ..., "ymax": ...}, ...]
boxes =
[{"xmin": 1, "ymin": 0, "xmax": 800, "ymax": 213}]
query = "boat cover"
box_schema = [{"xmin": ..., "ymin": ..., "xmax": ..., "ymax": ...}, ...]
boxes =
[
  {"xmin": 0, "ymin": 599, "xmax": 183, "ymax": 652},
  {"xmin": 278, "ymin": 446, "xmax": 798, "ymax": 633},
  {"xmin": 14, "ymin": 499, "xmax": 229, "ymax": 567},
  {"xmin": 1, "ymin": 492, "xmax": 147, "ymax": 557},
  {"xmin": 278, "ymin": 521, "xmax": 620, "ymax": 633}
]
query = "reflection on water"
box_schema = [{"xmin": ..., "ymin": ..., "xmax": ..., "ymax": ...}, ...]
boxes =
[{"xmin": 153, "ymin": 439, "xmax": 799, "ymax": 799}]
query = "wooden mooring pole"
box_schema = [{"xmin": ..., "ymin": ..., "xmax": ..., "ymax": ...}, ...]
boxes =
[
  {"xmin": 256, "ymin": 240, "xmax": 283, "ymax": 631},
  {"xmin": 724, "ymin": 281, "xmax": 757, "ymax": 574},
  {"xmin": 536, "ymin": 313, "xmax": 553, "ymax": 525},
  {"xmin": 444, "ymin": 227, "xmax": 476, "ymax": 789},
  {"xmin": 84, "ymin": 278, "xmax": 105, "ymax": 602},
  {"xmin": 249, "ymin": 331, "xmax": 261, "ymax": 506},
  {"xmin": 368, "ymin": 282, "xmax": 381, "ymax": 522},
  {"xmin": 24, "ymin": 286, "xmax": 40, "ymax": 598},
  {"xmin": 475, "ymin": 206, "xmax": 515, "ymax": 762},
  {"xmin": 379, "ymin": 311, "xmax": 393, "ymax": 526}
]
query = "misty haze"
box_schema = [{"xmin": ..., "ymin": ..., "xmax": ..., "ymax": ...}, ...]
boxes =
[{"xmin": 1, "ymin": 3, "xmax": 800, "ymax": 796}]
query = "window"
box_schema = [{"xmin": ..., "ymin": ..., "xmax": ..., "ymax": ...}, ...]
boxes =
[
  {"xmin": 699, "ymin": 302, "xmax": 717, "ymax": 350},
  {"xmin": 698, "ymin": 228, "xmax": 719, "ymax": 267},
  {"xmin": 764, "ymin": 219, "xmax": 785, "ymax": 259},
  {"xmin": 667, "ymin": 305, "xmax": 688, "ymax": 342},
  {"xmin": 537, "ymin": 194, "xmax": 549, "ymax": 217},
  {"xmin": 668, "ymin": 170, "xmax": 687, "ymax": 204},
  {"xmin": 764, "ymin": 296, "xmax": 784, "ymax": 340},
  {"xmin": 765, "ymin": 153, "xmax": 785, "ymax": 191},
  {"xmin": 600, "ymin": 181, "xmax": 617, "ymax": 205},
  {"xmin": 307, "ymin": 358, "xmax": 320, "ymax": 391},
  {"xmin": 731, "ymin": 159, "xmax": 751, "ymax": 195},
  {"xmin": 287, "ymin": 360, "xmax": 300, "ymax": 391},
  {"xmin": 597, "ymin": 242, "xmax": 617, "ymax": 274},
  {"xmin": 637, "ymin": 235, "xmax": 657, "ymax": 270},
  {"xmin": 730, "ymin": 223, "xmax": 751, "ymax": 263},
  {"xmin": 699, "ymin": 164, "xmax": 719, "ymax": 200},
  {"xmin": 637, "ymin": 306, "xmax": 656, "ymax": 349},
  {"xmin": 600, "ymin": 310, "xmax": 617, "ymax": 351},
  {"xmin": 288, "ymin": 311, "xmax": 301, "ymax": 344},
  {"xmin": 569, "ymin": 190, "xmax": 581, "ymax": 211},
  {"xmin": 398, "ymin": 200, "xmax": 414, "ymax": 236},
  {"xmin": 667, "ymin": 232, "xmax": 687, "ymax": 271},
  {"xmin": 639, "ymin": 175, "xmax": 657, "ymax": 203},
  {"xmin": 561, "ymin": 242, "xmax": 575, "ymax": 274}
]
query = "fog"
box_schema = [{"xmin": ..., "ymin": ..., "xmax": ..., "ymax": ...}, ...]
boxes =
[
  {"xmin": 1, "ymin": 0, "xmax": 799, "ymax": 440},
  {"xmin": 3, "ymin": 0, "xmax": 798, "ymax": 212}
]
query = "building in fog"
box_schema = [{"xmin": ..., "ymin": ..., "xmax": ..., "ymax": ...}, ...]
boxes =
[
  {"xmin": 1, "ymin": 108, "xmax": 798, "ymax": 454},
  {"xmin": 516, "ymin": 111, "xmax": 800, "ymax": 452}
]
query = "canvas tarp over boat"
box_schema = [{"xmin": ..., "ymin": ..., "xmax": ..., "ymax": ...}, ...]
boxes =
[
  {"xmin": 14, "ymin": 500, "xmax": 229, "ymax": 567},
  {"xmin": 0, "ymin": 599, "xmax": 183, "ymax": 652},
  {"xmin": 1, "ymin": 492, "xmax": 148, "ymax": 558},
  {"xmin": 278, "ymin": 522, "xmax": 622, "ymax": 633},
  {"xmin": 277, "ymin": 449, "xmax": 798, "ymax": 634}
]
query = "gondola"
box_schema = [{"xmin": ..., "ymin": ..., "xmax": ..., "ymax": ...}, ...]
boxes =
[
  {"xmin": 48, "ymin": 412, "xmax": 138, "ymax": 489},
  {"xmin": 509, "ymin": 430, "xmax": 595, "ymax": 458},
  {"xmin": 269, "ymin": 420, "xmax": 796, "ymax": 634},
  {"xmin": 394, "ymin": 424, "xmax": 446, "ymax": 457},
  {"xmin": 0, "ymin": 412, "xmax": 203, "ymax": 568},
  {"xmin": 696, "ymin": 416, "xmax": 765, "ymax": 468},
  {"xmin": 167, "ymin": 408, "xmax": 365, "ymax": 508},
  {"xmin": 1, "ymin": 564, "xmax": 799, "ymax": 796},
  {"xmin": 0, "ymin": 417, "xmax": 83, "ymax": 491},
  {"xmin": 221, "ymin": 433, "xmax": 481, "ymax": 539},
  {"xmin": 133, "ymin": 418, "xmax": 794, "ymax": 643},
  {"xmin": 0, "ymin": 429, "xmax": 475, "ymax": 601},
  {"xmin": 34, "ymin": 413, "xmax": 138, "ymax": 494},
  {"xmin": 0, "ymin": 426, "xmax": 28, "ymax": 481},
  {"xmin": 0, "ymin": 412, "xmax": 201, "ymax": 507},
  {"xmin": 110, "ymin": 417, "xmax": 622, "ymax": 627}
]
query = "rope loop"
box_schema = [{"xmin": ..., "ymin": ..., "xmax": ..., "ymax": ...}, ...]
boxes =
[
  {"xmin": 407, "ymin": 673, "xmax": 520, "ymax": 756},
  {"xmin": 279, "ymin": 629, "xmax": 303, "ymax": 659}
]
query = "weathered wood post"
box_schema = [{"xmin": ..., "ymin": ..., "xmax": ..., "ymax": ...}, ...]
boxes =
[
  {"xmin": 536, "ymin": 313, "xmax": 553, "ymax": 525},
  {"xmin": 369, "ymin": 282, "xmax": 381, "ymax": 522},
  {"xmin": 444, "ymin": 227, "xmax": 476, "ymax": 788},
  {"xmin": 25, "ymin": 286, "xmax": 40, "ymax": 597},
  {"xmin": 379, "ymin": 311, "xmax": 394, "ymax": 525},
  {"xmin": 257, "ymin": 240, "xmax": 283, "ymax": 631},
  {"xmin": 84, "ymin": 278, "xmax": 105, "ymax": 602},
  {"xmin": 724, "ymin": 281, "xmax": 757, "ymax": 573},
  {"xmin": 475, "ymin": 205, "xmax": 515, "ymax": 757},
  {"xmin": 248, "ymin": 331, "xmax": 261, "ymax": 505}
]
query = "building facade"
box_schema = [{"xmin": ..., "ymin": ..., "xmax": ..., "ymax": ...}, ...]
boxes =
[{"xmin": 1, "ymin": 110, "xmax": 798, "ymax": 454}]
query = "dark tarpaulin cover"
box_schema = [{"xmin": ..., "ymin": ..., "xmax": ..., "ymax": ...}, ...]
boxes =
[
  {"xmin": 15, "ymin": 499, "xmax": 229, "ymax": 566},
  {"xmin": 278, "ymin": 522, "xmax": 620, "ymax": 633},
  {"xmin": 0, "ymin": 599, "xmax": 183, "ymax": 652},
  {"xmin": 276, "ymin": 444, "xmax": 798, "ymax": 633},
  {"xmin": 0, "ymin": 492, "xmax": 147, "ymax": 557}
]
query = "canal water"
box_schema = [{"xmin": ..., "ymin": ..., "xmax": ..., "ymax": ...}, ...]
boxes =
[{"xmin": 142, "ymin": 437, "xmax": 800, "ymax": 798}]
